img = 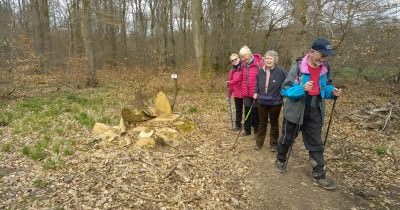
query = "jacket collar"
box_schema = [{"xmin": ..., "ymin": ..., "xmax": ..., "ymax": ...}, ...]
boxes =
[{"xmin": 300, "ymin": 54, "xmax": 328, "ymax": 75}]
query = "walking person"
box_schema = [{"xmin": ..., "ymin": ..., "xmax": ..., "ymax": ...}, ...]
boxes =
[
  {"xmin": 239, "ymin": 46, "xmax": 263, "ymax": 136},
  {"xmin": 253, "ymin": 50, "xmax": 287, "ymax": 151},
  {"xmin": 227, "ymin": 53, "xmax": 243, "ymax": 131},
  {"xmin": 275, "ymin": 37, "xmax": 342, "ymax": 190}
]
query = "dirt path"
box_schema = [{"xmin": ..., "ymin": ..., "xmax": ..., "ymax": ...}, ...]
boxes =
[
  {"xmin": 207, "ymin": 91, "xmax": 369, "ymax": 210},
  {"xmin": 228, "ymin": 135, "xmax": 363, "ymax": 209}
]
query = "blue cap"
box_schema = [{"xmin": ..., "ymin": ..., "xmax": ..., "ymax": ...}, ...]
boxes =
[{"xmin": 312, "ymin": 37, "xmax": 335, "ymax": 56}]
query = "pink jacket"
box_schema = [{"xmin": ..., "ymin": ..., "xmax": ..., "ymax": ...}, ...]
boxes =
[
  {"xmin": 228, "ymin": 67, "xmax": 243, "ymax": 98},
  {"xmin": 241, "ymin": 54, "xmax": 263, "ymax": 98}
]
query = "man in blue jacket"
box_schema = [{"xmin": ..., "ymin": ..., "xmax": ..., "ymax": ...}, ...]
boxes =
[{"xmin": 275, "ymin": 37, "xmax": 342, "ymax": 190}]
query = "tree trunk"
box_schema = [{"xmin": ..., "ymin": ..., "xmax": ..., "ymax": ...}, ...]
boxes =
[
  {"xmin": 161, "ymin": 0, "xmax": 169, "ymax": 67},
  {"xmin": 69, "ymin": 0, "xmax": 83, "ymax": 56},
  {"xmin": 81, "ymin": 0, "xmax": 98, "ymax": 87},
  {"xmin": 169, "ymin": 0, "xmax": 176, "ymax": 68},
  {"xmin": 106, "ymin": 0, "xmax": 117, "ymax": 66},
  {"xmin": 191, "ymin": 0, "xmax": 204, "ymax": 76},
  {"xmin": 31, "ymin": 0, "xmax": 50, "ymax": 73},
  {"xmin": 243, "ymin": 0, "xmax": 252, "ymax": 43},
  {"xmin": 290, "ymin": 0, "xmax": 308, "ymax": 61},
  {"xmin": 180, "ymin": 0, "xmax": 189, "ymax": 63},
  {"xmin": 120, "ymin": 0, "xmax": 127, "ymax": 60},
  {"xmin": 210, "ymin": 0, "xmax": 227, "ymax": 72}
]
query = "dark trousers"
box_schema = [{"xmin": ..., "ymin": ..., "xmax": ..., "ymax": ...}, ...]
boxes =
[
  {"xmin": 234, "ymin": 97, "xmax": 243, "ymax": 129},
  {"xmin": 276, "ymin": 106, "xmax": 326, "ymax": 179},
  {"xmin": 243, "ymin": 98, "xmax": 259, "ymax": 134},
  {"xmin": 256, "ymin": 104, "xmax": 282, "ymax": 148}
]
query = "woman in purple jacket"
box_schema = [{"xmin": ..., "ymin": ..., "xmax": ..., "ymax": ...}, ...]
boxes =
[
  {"xmin": 227, "ymin": 53, "xmax": 243, "ymax": 131},
  {"xmin": 239, "ymin": 46, "xmax": 263, "ymax": 136}
]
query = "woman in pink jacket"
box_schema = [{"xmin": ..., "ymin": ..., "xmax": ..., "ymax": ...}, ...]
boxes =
[
  {"xmin": 227, "ymin": 53, "xmax": 243, "ymax": 131},
  {"xmin": 239, "ymin": 46, "xmax": 263, "ymax": 136}
]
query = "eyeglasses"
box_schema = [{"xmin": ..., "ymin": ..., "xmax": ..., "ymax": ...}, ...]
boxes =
[{"xmin": 231, "ymin": 58, "xmax": 239, "ymax": 62}]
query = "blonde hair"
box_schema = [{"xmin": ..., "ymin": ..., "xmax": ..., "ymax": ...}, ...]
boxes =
[
  {"xmin": 264, "ymin": 50, "xmax": 279, "ymax": 64},
  {"xmin": 239, "ymin": 46, "xmax": 252, "ymax": 57},
  {"xmin": 229, "ymin": 53, "xmax": 239, "ymax": 61}
]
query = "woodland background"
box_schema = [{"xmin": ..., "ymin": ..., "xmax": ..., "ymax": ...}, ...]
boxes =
[
  {"xmin": 1, "ymin": 1, "xmax": 400, "ymax": 209},
  {"xmin": 0, "ymin": 0, "xmax": 400, "ymax": 91}
]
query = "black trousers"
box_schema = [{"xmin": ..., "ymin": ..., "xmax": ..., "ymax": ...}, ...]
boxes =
[
  {"xmin": 256, "ymin": 104, "xmax": 282, "ymax": 148},
  {"xmin": 243, "ymin": 98, "xmax": 259, "ymax": 134},
  {"xmin": 276, "ymin": 105, "xmax": 326, "ymax": 179},
  {"xmin": 234, "ymin": 97, "xmax": 243, "ymax": 129}
]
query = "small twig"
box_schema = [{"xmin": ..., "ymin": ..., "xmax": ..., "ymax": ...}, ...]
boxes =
[
  {"xmin": 7, "ymin": 86, "xmax": 16, "ymax": 96},
  {"xmin": 177, "ymin": 153, "xmax": 197, "ymax": 158},
  {"xmin": 164, "ymin": 164, "xmax": 177, "ymax": 179},
  {"xmin": 380, "ymin": 106, "xmax": 393, "ymax": 132},
  {"xmin": 229, "ymin": 191, "xmax": 244, "ymax": 196}
]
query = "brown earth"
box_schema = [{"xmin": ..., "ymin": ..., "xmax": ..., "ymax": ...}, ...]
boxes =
[{"xmin": 1, "ymin": 69, "xmax": 399, "ymax": 209}]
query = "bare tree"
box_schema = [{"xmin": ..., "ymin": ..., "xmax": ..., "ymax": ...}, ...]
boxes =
[
  {"xmin": 289, "ymin": 0, "xmax": 308, "ymax": 59},
  {"xmin": 119, "ymin": 0, "xmax": 127, "ymax": 60},
  {"xmin": 191, "ymin": 0, "xmax": 204, "ymax": 75},
  {"xmin": 31, "ymin": 0, "xmax": 51, "ymax": 72},
  {"xmin": 81, "ymin": 0, "xmax": 98, "ymax": 87}
]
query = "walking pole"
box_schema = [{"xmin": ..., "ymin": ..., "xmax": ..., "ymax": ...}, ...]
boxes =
[
  {"xmin": 231, "ymin": 99, "xmax": 256, "ymax": 150},
  {"xmin": 227, "ymin": 86, "xmax": 234, "ymax": 131},
  {"xmin": 324, "ymin": 97, "xmax": 337, "ymax": 146},
  {"xmin": 283, "ymin": 119, "xmax": 301, "ymax": 172},
  {"xmin": 283, "ymin": 99, "xmax": 304, "ymax": 171}
]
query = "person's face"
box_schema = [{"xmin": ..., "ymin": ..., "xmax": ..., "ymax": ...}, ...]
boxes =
[
  {"xmin": 241, "ymin": 54, "xmax": 252, "ymax": 64},
  {"xmin": 231, "ymin": 57, "xmax": 240, "ymax": 66},
  {"xmin": 310, "ymin": 50, "xmax": 327, "ymax": 66},
  {"xmin": 264, "ymin": 55, "xmax": 275, "ymax": 69}
]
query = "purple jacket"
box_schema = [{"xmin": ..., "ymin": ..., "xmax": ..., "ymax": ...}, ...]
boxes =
[{"xmin": 241, "ymin": 54, "xmax": 264, "ymax": 98}]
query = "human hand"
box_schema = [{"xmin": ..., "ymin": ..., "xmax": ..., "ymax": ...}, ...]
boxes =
[
  {"xmin": 303, "ymin": 81, "xmax": 314, "ymax": 91},
  {"xmin": 333, "ymin": 88, "xmax": 342, "ymax": 97},
  {"xmin": 253, "ymin": 93, "xmax": 258, "ymax": 99}
]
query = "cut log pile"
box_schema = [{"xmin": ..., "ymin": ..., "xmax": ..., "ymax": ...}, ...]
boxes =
[{"xmin": 91, "ymin": 91, "xmax": 195, "ymax": 149}]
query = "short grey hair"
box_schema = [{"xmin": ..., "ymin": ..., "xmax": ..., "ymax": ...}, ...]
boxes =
[
  {"xmin": 239, "ymin": 46, "xmax": 252, "ymax": 57},
  {"xmin": 264, "ymin": 50, "xmax": 279, "ymax": 64}
]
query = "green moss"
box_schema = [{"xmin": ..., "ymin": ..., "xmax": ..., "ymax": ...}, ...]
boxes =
[
  {"xmin": 187, "ymin": 107, "xmax": 198, "ymax": 113},
  {"xmin": 373, "ymin": 145, "xmax": 386, "ymax": 156},
  {"xmin": 76, "ymin": 112, "xmax": 95, "ymax": 128},
  {"xmin": 0, "ymin": 111, "xmax": 13, "ymax": 126},
  {"xmin": 175, "ymin": 119, "xmax": 195, "ymax": 134},
  {"xmin": 21, "ymin": 137, "xmax": 50, "ymax": 161},
  {"xmin": 32, "ymin": 178, "xmax": 50, "ymax": 188},
  {"xmin": 1, "ymin": 143, "xmax": 12, "ymax": 153}
]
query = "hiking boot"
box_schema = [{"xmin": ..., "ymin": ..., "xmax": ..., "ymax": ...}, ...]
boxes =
[
  {"xmin": 233, "ymin": 126, "xmax": 241, "ymax": 132},
  {"xmin": 312, "ymin": 177, "xmax": 337, "ymax": 190},
  {"xmin": 241, "ymin": 132, "xmax": 251, "ymax": 137},
  {"xmin": 275, "ymin": 160, "xmax": 286, "ymax": 173},
  {"xmin": 254, "ymin": 145, "xmax": 262, "ymax": 150},
  {"xmin": 309, "ymin": 157, "xmax": 317, "ymax": 168},
  {"xmin": 270, "ymin": 145, "xmax": 277, "ymax": 152}
]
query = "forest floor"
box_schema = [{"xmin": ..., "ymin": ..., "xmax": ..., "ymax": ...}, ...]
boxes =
[{"xmin": 1, "ymin": 68, "xmax": 399, "ymax": 209}]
